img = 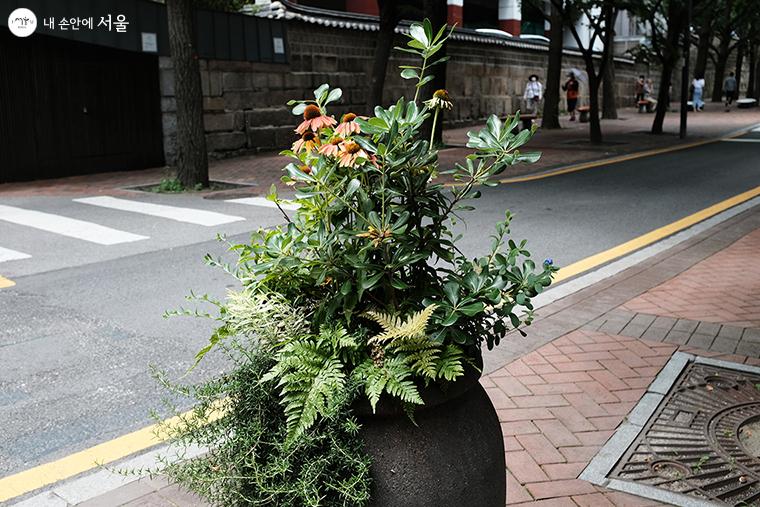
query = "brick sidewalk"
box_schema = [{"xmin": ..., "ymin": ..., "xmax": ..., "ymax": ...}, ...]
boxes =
[
  {"xmin": 1, "ymin": 108, "xmax": 758, "ymax": 198},
  {"xmin": 13, "ymin": 193, "xmax": 760, "ymax": 506}
]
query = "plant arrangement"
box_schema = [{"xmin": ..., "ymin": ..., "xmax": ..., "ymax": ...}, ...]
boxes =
[{"xmin": 152, "ymin": 20, "xmax": 557, "ymax": 506}]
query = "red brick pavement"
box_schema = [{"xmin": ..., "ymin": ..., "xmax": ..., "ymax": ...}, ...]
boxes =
[
  {"xmin": 481, "ymin": 328, "xmax": 760, "ymax": 506},
  {"xmin": 622, "ymin": 228, "xmax": 760, "ymax": 328}
]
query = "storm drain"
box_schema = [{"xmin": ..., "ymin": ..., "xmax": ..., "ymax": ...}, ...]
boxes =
[{"xmin": 581, "ymin": 353, "xmax": 760, "ymax": 507}]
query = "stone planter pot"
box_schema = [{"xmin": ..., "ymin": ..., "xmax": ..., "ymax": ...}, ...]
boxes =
[{"xmin": 355, "ymin": 359, "xmax": 505, "ymax": 507}]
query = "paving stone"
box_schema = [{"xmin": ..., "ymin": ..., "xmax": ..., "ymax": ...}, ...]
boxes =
[
  {"xmin": 710, "ymin": 337, "xmax": 739, "ymax": 354},
  {"xmin": 505, "ymin": 451, "xmax": 550, "ymax": 483},
  {"xmin": 718, "ymin": 325, "xmax": 744, "ymax": 339},
  {"xmin": 695, "ymin": 321, "xmax": 721, "ymax": 335},
  {"xmin": 516, "ymin": 434, "xmax": 566, "ymax": 464},
  {"xmin": 672, "ymin": 318, "xmax": 699, "ymax": 333},
  {"xmin": 649, "ymin": 316, "xmax": 678, "ymax": 330},
  {"xmin": 618, "ymin": 323, "xmax": 648, "ymax": 338},
  {"xmin": 526, "ymin": 478, "xmax": 598, "ymax": 499},
  {"xmin": 663, "ymin": 329, "xmax": 691, "ymax": 345},
  {"xmin": 687, "ymin": 333, "xmax": 716, "ymax": 349}
]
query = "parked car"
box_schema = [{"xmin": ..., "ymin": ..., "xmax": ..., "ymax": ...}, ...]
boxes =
[
  {"xmin": 520, "ymin": 34, "xmax": 550, "ymax": 43},
  {"xmin": 475, "ymin": 28, "xmax": 514, "ymax": 38}
]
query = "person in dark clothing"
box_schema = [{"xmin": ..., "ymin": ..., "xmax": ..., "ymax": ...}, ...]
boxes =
[{"xmin": 562, "ymin": 73, "xmax": 580, "ymax": 121}]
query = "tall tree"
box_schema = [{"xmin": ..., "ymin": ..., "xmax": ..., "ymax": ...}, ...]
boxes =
[
  {"xmin": 634, "ymin": 0, "xmax": 689, "ymax": 134},
  {"xmin": 543, "ymin": 1, "xmax": 565, "ymax": 129},
  {"xmin": 370, "ymin": 0, "xmax": 402, "ymax": 107},
  {"xmin": 708, "ymin": 0, "xmax": 752, "ymax": 101},
  {"xmin": 549, "ymin": 0, "xmax": 617, "ymax": 144},
  {"xmin": 601, "ymin": 5, "xmax": 619, "ymax": 119},
  {"xmin": 167, "ymin": 0, "xmax": 209, "ymax": 188}
]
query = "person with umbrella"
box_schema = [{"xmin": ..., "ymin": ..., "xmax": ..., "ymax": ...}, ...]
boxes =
[{"xmin": 562, "ymin": 71, "xmax": 580, "ymax": 121}]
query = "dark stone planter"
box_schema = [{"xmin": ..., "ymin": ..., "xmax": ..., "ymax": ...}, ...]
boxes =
[{"xmin": 355, "ymin": 361, "xmax": 505, "ymax": 507}]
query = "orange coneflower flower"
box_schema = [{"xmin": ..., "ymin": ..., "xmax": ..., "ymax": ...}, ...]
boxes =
[
  {"xmin": 337, "ymin": 140, "xmax": 370, "ymax": 168},
  {"xmin": 424, "ymin": 89, "xmax": 453, "ymax": 110},
  {"xmin": 318, "ymin": 137, "xmax": 343, "ymax": 157},
  {"xmin": 292, "ymin": 131, "xmax": 320, "ymax": 153},
  {"xmin": 335, "ymin": 113, "xmax": 361, "ymax": 137},
  {"xmin": 296, "ymin": 104, "xmax": 337, "ymax": 134}
]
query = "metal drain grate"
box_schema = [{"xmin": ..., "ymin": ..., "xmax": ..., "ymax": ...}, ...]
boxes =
[{"xmin": 609, "ymin": 361, "xmax": 760, "ymax": 506}]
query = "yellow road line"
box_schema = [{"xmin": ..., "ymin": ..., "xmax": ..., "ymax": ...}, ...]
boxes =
[
  {"xmin": 0, "ymin": 401, "xmax": 227, "ymax": 503},
  {"xmin": 0, "ymin": 275, "xmax": 14, "ymax": 289},
  {"xmin": 495, "ymin": 122, "xmax": 757, "ymax": 185},
  {"xmin": 553, "ymin": 184, "xmax": 760, "ymax": 283}
]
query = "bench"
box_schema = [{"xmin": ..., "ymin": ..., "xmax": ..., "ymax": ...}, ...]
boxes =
[
  {"xmin": 638, "ymin": 100, "xmax": 656, "ymax": 113},
  {"xmin": 520, "ymin": 114, "xmax": 537, "ymax": 130},
  {"xmin": 577, "ymin": 106, "xmax": 590, "ymax": 123}
]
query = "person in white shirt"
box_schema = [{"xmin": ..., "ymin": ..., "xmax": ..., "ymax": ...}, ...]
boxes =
[
  {"xmin": 523, "ymin": 74, "xmax": 543, "ymax": 115},
  {"xmin": 692, "ymin": 76, "xmax": 705, "ymax": 111}
]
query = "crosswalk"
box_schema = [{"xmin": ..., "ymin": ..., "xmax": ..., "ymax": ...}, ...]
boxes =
[
  {"xmin": 0, "ymin": 204, "xmax": 149, "ymax": 245},
  {"xmin": 0, "ymin": 195, "xmax": 295, "ymax": 269},
  {"xmin": 74, "ymin": 196, "xmax": 246, "ymax": 226}
]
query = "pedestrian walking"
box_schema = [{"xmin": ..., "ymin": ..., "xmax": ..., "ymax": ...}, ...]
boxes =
[
  {"xmin": 692, "ymin": 75, "xmax": 705, "ymax": 112},
  {"xmin": 562, "ymin": 72, "xmax": 580, "ymax": 121},
  {"xmin": 724, "ymin": 71, "xmax": 737, "ymax": 110},
  {"xmin": 523, "ymin": 74, "xmax": 543, "ymax": 116}
]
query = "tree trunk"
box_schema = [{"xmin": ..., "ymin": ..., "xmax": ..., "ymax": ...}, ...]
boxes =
[
  {"xmin": 370, "ymin": 0, "xmax": 398, "ymax": 108},
  {"xmin": 711, "ymin": 38, "xmax": 730, "ymax": 102},
  {"xmin": 542, "ymin": 2, "xmax": 564, "ymax": 129},
  {"xmin": 694, "ymin": 25, "xmax": 711, "ymax": 79},
  {"xmin": 651, "ymin": 0, "xmax": 684, "ymax": 134},
  {"xmin": 749, "ymin": 44, "xmax": 758, "ymax": 99},
  {"xmin": 601, "ymin": 6, "xmax": 618, "ymax": 120},
  {"xmin": 735, "ymin": 42, "xmax": 744, "ymax": 96},
  {"xmin": 588, "ymin": 74, "xmax": 602, "ymax": 143},
  {"xmin": 166, "ymin": 0, "xmax": 208, "ymax": 188}
]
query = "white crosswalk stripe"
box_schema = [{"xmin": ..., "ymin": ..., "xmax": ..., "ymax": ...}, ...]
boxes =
[
  {"xmin": 74, "ymin": 196, "xmax": 245, "ymax": 226},
  {"xmin": 0, "ymin": 204, "xmax": 148, "ymax": 245},
  {"xmin": 226, "ymin": 196, "xmax": 299, "ymax": 211},
  {"xmin": 0, "ymin": 247, "xmax": 30, "ymax": 263}
]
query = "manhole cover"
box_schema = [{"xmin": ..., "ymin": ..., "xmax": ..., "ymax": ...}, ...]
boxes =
[{"xmin": 609, "ymin": 361, "xmax": 760, "ymax": 505}]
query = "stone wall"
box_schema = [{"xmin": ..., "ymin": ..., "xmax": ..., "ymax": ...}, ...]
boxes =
[{"xmin": 159, "ymin": 21, "xmax": 648, "ymax": 162}]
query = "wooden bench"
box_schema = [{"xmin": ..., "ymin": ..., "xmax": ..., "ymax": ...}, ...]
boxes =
[
  {"xmin": 520, "ymin": 114, "xmax": 537, "ymax": 130},
  {"xmin": 577, "ymin": 106, "xmax": 590, "ymax": 123}
]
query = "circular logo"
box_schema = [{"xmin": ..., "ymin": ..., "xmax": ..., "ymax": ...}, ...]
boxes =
[{"xmin": 8, "ymin": 8, "xmax": 37, "ymax": 37}]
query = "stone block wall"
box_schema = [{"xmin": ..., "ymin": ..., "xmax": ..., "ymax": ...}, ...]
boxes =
[{"xmin": 159, "ymin": 21, "xmax": 648, "ymax": 163}]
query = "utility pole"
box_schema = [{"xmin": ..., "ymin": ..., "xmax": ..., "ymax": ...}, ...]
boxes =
[{"xmin": 679, "ymin": 0, "xmax": 692, "ymax": 139}]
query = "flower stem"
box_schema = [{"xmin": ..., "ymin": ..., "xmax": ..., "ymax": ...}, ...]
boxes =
[{"xmin": 429, "ymin": 108, "xmax": 439, "ymax": 150}]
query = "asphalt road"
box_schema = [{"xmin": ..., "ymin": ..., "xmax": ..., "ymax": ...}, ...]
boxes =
[{"xmin": 1, "ymin": 131, "xmax": 759, "ymax": 477}]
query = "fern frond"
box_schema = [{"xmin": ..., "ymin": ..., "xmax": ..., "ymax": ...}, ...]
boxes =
[
  {"xmin": 364, "ymin": 304, "xmax": 437, "ymax": 345},
  {"xmin": 436, "ymin": 344, "xmax": 465, "ymax": 382}
]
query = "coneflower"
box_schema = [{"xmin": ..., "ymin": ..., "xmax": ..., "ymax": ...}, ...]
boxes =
[
  {"xmin": 295, "ymin": 104, "xmax": 337, "ymax": 134},
  {"xmin": 292, "ymin": 131, "xmax": 320, "ymax": 153},
  {"xmin": 318, "ymin": 137, "xmax": 343, "ymax": 157},
  {"xmin": 335, "ymin": 112, "xmax": 361, "ymax": 136},
  {"xmin": 337, "ymin": 140, "xmax": 370, "ymax": 168}
]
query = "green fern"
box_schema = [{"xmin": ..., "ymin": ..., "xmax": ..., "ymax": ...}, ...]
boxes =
[
  {"xmin": 363, "ymin": 305, "xmax": 465, "ymax": 384},
  {"xmin": 353, "ymin": 356, "xmax": 424, "ymax": 411},
  {"xmin": 262, "ymin": 326, "xmax": 359, "ymax": 442}
]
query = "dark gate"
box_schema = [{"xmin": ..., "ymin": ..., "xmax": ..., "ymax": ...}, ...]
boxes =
[{"xmin": 0, "ymin": 31, "xmax": 164, "ymax": 183}]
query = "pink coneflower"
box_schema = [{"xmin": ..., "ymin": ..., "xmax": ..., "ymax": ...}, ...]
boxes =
[
  {"xmin": 337, "ymin": 140, "xmax": 370, "ymax": 168},
  {"xmin": 296, "ymin": 104, "xmax": 336, "ymax": 134},
  {"xmin": 292, "ymin": 131, "xmax": 320, "ymax": 153},
  {"xmin": 318, "ymin": 137, "xmax": 343, "ymax": 157},
  {"xmin": 335, "ymin": 113, "xmax": 361, "ymax": 136}
]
